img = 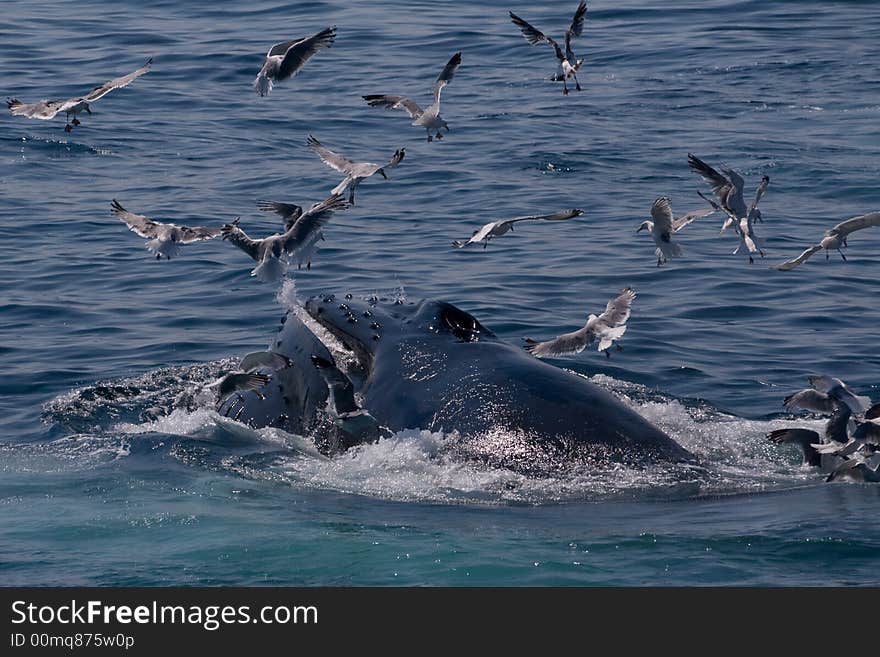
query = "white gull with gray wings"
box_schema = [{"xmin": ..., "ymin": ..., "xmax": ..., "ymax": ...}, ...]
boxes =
[
  {"xmin": 776, "ymin": 211, "xmax": 880, "ymax": 270},
  {"xmin": 363, "ymin": 52, "xmax": 462, "ymax": 142},
  {"xmin": 307, "ymin": 135, "xmax": 405, "ymax": 205},
  {"xmin": 453, "ymin": 208, "xmax": 583, "ymax": 248},
  {"xmin": 112, "ymin": 199, "xmax": 223, "ymax": 260},
  {"xmin": 8, "ymin": 58, "xmax": 152, "ymax": 132},
  {"xmin": 510, "ymin": 1, "xmax": 587, "ymax": 95},
  {"xmin": 253, "ymin": 27, "xmax": 337, "ymax": 97},
  {"xmin": 524, "ymin": 287, "xmax": 636, "ymax": 358}
]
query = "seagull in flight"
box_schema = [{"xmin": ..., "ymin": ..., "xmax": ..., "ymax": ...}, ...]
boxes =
[
  {"xmin": 687, "ymin": 153, "xmax": 769, "ymax": 234},
  {"xmin": 452, "ymin": 209, "xmax": 583, "ymax": 249},
  {"xmin": 637, "ymin": 196, "xmax": 717, "ymax": 266},
  {"xmin": 510, "ymin": 1, "xmax": 587, "ymax": 95},
  {"xmin": 8, "ymin": 58, "xmax": 152, "ymax": 132},
  {"xmin": 524, "ymin": 287, "xmax": 636, "ymax": 359},
  {"xmin": 254, "ymin": 27, "xmax": 337, "ymax": 97},
  {"xmin": 363, "ymin": 52, "xmax": 462, "ymax": 142},
  {"xmin": 112, "ymin": 199, "xmax": 222, "ymax": 260},
  {"xmin": 221, "ymin": 194, "xmax": 347, "ymax": 281},
  {"xmin": 307, "ymin": 135, "xmax": 405, "ymax": 205},
  {"xmin": 776, "ymin": 212, "xmax": 880, "ymax": 270}
]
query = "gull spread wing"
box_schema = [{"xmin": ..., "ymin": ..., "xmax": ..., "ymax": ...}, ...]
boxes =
[
  {"xmin": 112, "ymin": 199, "xmax": 160, "ymax": 238},
  {"xmin": 178, "ymin": 225, "xmax": 223, "ymax": 243},
  {"xmin": 221, "ymin": 219, "xmax": 262, "ymax": 261},
  {"xmin": 687, "ymin": 153, "xmax": 732, "ymax": 205},
  {"xmin": 307, "ymin": 134, "xmax": 355, "ymax": 174},
  {"xmin": 433, "ymin": 52, "xmax": 462, "ymax": 103},
  {"xmin": 362, "ymin": 94, "xmax": 424, "ymax": 119},
  {"xmin": 282, "ymin": 193, "xmax": 347, "ymax": 253},
  {"xmin": 84, "ymin": 58, "xmax": 153, "ymax": 102},
  {"xmin": 276, "ymin": 26, "xmax": 336, "ymax": 81},
  {"xmin": 650, "ymin": 197, "xmax": 675, "ymax": 234},
  {"xmin": 829, "ymin": 211, "xmax": 880, "ymax": 237},
  {"xmin": 506, "ymin": 208, "xmax": 584, "ymax": 225},
  {"xmin": 524, "ymin": 328, "xmax": 590, "ymax": 358},
  {"xmin": 776, "ymin": 244, "xmax": 822, "ymax": 271}
]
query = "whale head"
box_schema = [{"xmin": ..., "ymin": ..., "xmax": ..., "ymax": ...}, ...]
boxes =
[{"xmin": 304, "ymin": 294, "xmax": 495, "ymax": 369}]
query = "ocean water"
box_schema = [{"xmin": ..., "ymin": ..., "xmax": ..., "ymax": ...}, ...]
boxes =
[{"xmin": 2, "ymin": 0, "xmax": 880, "ymax": 586}]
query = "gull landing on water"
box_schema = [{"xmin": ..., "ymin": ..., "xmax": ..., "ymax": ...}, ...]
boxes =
[
  {"xmin": 112, "ymin": 199, "xmax": 223, "ymax": 260},
  {"xmin": 254, "ymin": 27, "xmax": 337, "ymax": 97},
  {"xmin": 452, "ymin": 209, "xmax": 583, "ymax": 249},
  {"xmin": 637, "ymin": 196, "xmax": 718, "ymax": 266},
  {"xmin": 363, "ymin": 52, "xmax": 462, "ymax": 142},
  {"xmin": 8, "ymin": 58, "xmax": 152, "ymax": 132},
  {"xmin": 776, "ymin": 211, "xmax": 880, "ymax": 270},
  {"xmin": 524, "ymin": 287, "xmax": 636, "ymax": 359},
  {"xmin": 510, "ymin": 1, "xmax": 587, "ymax": 95},
  {"xmin": 307, "ymin": 135, "xmax": 405, "ymax": 205}
]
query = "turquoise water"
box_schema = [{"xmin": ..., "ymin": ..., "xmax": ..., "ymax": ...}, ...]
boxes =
[{"xmin": 2, "ymin": 0, "xmax": 879, "ymax": 586}]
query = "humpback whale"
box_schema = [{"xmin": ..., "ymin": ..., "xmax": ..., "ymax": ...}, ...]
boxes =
[{"xmin": 219, "ymin": 294, "xmax": 694, "ymax": 474}]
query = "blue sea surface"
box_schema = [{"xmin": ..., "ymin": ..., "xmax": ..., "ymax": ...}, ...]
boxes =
[{"xmin": 2, "ymin": 0, "xmax": 880, "ymax": 586}]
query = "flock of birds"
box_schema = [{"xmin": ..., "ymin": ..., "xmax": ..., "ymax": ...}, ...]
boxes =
[{"xmin": 7, "ymin": 2, "xmax": 879, "ymax": 480}]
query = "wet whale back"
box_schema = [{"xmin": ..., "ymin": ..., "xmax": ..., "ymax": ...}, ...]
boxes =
[{"xmin": 364, "ymin": 335, "xmax": 691, "ymax": 465}]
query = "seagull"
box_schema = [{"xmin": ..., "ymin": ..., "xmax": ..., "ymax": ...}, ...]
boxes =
[
  {"xmin": 307, "ymin": 135, "xmax": 405, "ymax": 205},
  {"xmin": 363, "ymin": 52, "xmax": 462, "ymax": 142},
  {"xmin": 311, "ymin": 354, "xmax": 389, "ymax": 449},
  {"xmin": 524, "ymin": 287, "xmax": 636, "ymax": 359},
  {"xmin": 256, "ymin": 201, "xmax": 303, "ymax": 231},
  {"xmin": 807, "ymin": 375, "xmax": 870, "ymax": 415},
  {"xmin": 253, "ymin": 27, "xmax": 337, "ymax": 97},
  {"xmin": 112, "ymin": 199, "xmax": 223, "ymax": 260},
  {"xmin": 687, "ymin": 154, "xmax": 769, "ymax": 234},
  {"xmin": 636, "ymin": 196, "xmax": 717, "ymax": 266},
  {"xmin": 510, "ymin": 1, "xmax": 587, "ymax": 95},
  {"xmin": 453, "ymin": 209, "xmax": 583, "ymax": 249},
  {"xmin": 239, "ymin": 351, "xmax": 291, "ymax": 373},
  {"xmin": 206, "ymin": 372, "xmax": 270, "ymax": 402},
  {"xmin": 8, "ymin": 58, "xmax": 152, "ymax": 132},
  {"xmin": 825, "ymin": 452, "xmax": 880, "ymax": 482},
  {"xmin": 221, "ymin": 194, "xmax": 347, "ymax": 281},
  {"xmin": 776, "ymin": 212, "xmax": 880, "ymax": 270}
]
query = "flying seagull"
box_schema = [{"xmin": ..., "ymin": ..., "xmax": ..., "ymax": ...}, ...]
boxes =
[
  {"xmin": 687, "ymin": 153, "xmax": 769, "ymax": 234},
  {"xmin": 112, "ymin": 199, "xmax": 223, "ymax": 260},
  {"xmin": 307, "ymin": 135, "xmax": 405, "ymax": 205},
  {"xmin": 524, "ymin": 287, "xmax": 636, "ymax": 359},
  {"xmin": 206, "ymin": 372, "xmax": 270, "ymax": 402},
  {"xmin": 776, "ymin": 212, "xmax": 880, "ymax": 270},
  {"xmin": 221, "ymin": 194, "xmax": 347, "ymax": 281},
  {"xmin": 239, "ymin": 351, "xmax": 291, "ymax": 373},
  {"xmin": 363, "ymin": 52, "xmax": 462, "ymax": 142},
  {"xmin": 453, "ymin": 208, "xmax": 583, "ymax": 249},
  {"xmin": 510, "ymin": 1, "xmax": 587, "ymax": 95},
  {"xmin": 8, "ymin": 58, "xmax": 152, "ymax": 132},
  {"xmin": 637, "ymin": 196, "xmax": 717, "ymax": 266},
  {"xmin": 254, "ymin": 27, "xmax": 337, "ymax": 97}
]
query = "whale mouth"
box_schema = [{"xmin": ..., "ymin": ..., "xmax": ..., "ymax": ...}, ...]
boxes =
[{"xmin": 304, "ymin": 295, "xmax": 378, "ymax": 371}]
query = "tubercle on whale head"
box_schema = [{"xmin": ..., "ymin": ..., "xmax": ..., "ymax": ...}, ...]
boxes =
[{"xmin": 304, "ymin": 293, "xmax": 396, "ymax": 369}]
